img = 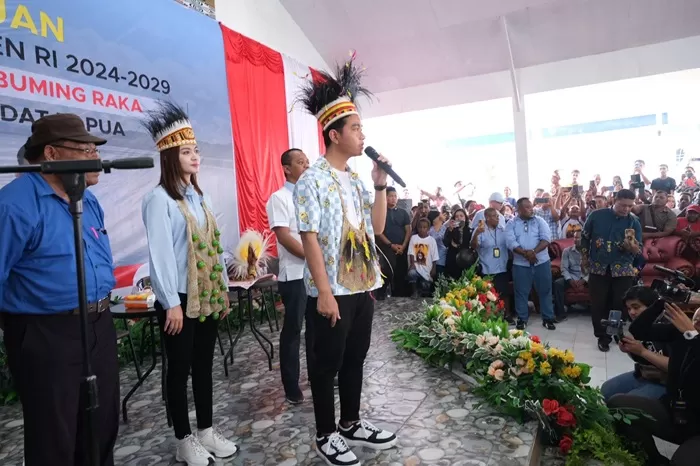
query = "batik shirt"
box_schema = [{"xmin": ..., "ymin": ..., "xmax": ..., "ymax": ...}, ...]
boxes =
[
  {"xmin": 294, "ymin": 157, "xmax": 382, "ymax": 297},
  {"xmin": 581, "ymin": 207, "xmax": 642, "ymax": 277}
]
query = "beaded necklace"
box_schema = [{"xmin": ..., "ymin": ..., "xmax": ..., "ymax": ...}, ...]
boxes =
[{"xmin": 177, "ymin": 197, "xmax": 227, "ymax": 321}]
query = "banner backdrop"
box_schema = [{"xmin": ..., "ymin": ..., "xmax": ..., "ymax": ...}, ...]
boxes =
[{"xmin": 0, "ymin": 0, "xmax": 239, "ymax": 266}]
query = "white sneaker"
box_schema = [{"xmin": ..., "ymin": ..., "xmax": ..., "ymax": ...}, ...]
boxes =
[
  {"xmin": 198, "ymin": 427, "xmax": 239, "ymax": 458},
  {"xmin": 338, "ymin": 419, "xmax": 398, "ymax": 450},
  {"xmin": 175, "ymin": 434, "xmax": 215, "ymax": 466},
  {"xmin": 315, "ymin": 432, "xmax": 360, "ymax": 466}
]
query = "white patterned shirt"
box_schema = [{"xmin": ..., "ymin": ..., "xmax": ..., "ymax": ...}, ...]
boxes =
[{"xmin": 294, "ymin": 157, "xmax": 382, "ymax": 297}]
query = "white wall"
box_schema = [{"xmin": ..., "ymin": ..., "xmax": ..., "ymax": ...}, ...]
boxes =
[
  {"xmin": 364, "ymin": 36, "xmax": 700, "ymax": 118},
  {"xmin": 215, "ymin": 0, "xmax": 328, "ymax": 71}
]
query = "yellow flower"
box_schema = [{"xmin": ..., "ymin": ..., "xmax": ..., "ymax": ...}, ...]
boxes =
[
  {"xmin": 562, "ymin": 365, "xmax": 582, "ymax": 379},
  {"xmin": 539, "ymin": 361, "xmax": 552, "ymax": 376},
  {"xmin": 442, "ymin": 309, "xmax": 453, "ymax": 318},
  {"xmin": 518, "ymin": 351, "xmax": 532, "ymax": 360},
  {"xmin": 530, "ymin": 342, "xmax": 546, "ymax": 356},
  {"xmin": 563, "ymin": 350, "xmax": 575, "ymax": 364},
  {"xmin": 523, "ymin": 358, "xmax": 536, "ymax": 374},
  {"xmin": 547, "ymin": 348, "xmax": 566, "ymax": 360}
]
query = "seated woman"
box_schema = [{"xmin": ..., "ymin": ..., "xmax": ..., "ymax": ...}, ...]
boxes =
[
  {"xmin": 608, "ymin": 300, "xmax": 700, "ymax": 466},
  {"xmin": 443, "ymin": 208, "xmax": 474, "ymax": 280},
  {"xmin": 600, "ymin": 286, "xmax": 668, "ymax": 401}
]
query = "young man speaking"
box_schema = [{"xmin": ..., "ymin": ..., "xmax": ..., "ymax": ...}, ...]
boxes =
[{"xmin": 294, "ymin": 54, "xmax": 398, "ymax": 465}]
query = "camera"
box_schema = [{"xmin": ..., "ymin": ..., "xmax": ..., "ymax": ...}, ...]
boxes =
[
  {"xmin": 650, "ymin": 265, "xmax": 694, "ymax": 303},
  {"xmin": 601, "ymin": 310, "xmax": 626, "ymax": 343},
  {"xmin": 630, "ymin": 174, "xmax": 645, "ymax": 191}
]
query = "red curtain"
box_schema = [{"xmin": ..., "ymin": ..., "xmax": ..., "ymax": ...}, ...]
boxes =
[{"xmin": 220, "ymin": 25, "xmax": 288, "ymax": 245}]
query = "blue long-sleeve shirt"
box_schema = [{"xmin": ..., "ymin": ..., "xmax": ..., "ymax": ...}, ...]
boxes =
[
  {"xmin": 0, "ymin": 173, "xmax": 115, "ymax": 314},
  {"xmin": 505, "ymin": 215, "xmax": 552, "ymax": 267},
  {"xmin": 429, "ymin": 223, "xmax": 448, "ymax": 266},
  {"xmin": 142, "ymin": 184, "xmax": 226, "ymax": 310}
]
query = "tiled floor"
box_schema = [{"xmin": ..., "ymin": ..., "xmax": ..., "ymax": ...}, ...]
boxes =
[
  {"xmin": 525, "ymin": 309, "xmax": 633, "ymax": 388},
  {"xmin": 0, "ymin": 298, "xmax": 539, "ymax": 466}
]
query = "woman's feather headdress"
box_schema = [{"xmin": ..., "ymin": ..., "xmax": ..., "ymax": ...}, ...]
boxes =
[
  {"xmin": 141, "ymin": 101, "xmax": 197, "ymax": 151},
  {"xmin": 297, "ymin": 51, "xmax": 373, "ymax": 130},
  {"xmin": 228, "ymin": 230, "xmax": 272, "ymax": 280}
]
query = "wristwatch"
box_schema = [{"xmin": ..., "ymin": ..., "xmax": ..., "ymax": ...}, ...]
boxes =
[{"xmin": 683, "ymin": 330, "xmax": 699, "ymax": 340}]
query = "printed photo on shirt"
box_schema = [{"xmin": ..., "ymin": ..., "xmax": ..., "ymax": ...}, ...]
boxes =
[{"xmin": 413, "ymin": 243, "xmax": 428, "ymax": 265}]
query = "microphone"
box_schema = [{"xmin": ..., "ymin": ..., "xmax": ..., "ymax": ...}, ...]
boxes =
[
  {"xmin": 364, "ymin": 146, "xmax": 406, "ymax": 188},
  {"xmin": 11, "ymin": 157, "xmax": 155, "ymax": 175}
]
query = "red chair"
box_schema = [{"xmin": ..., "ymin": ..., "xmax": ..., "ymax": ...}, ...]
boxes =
[{"xmin": 639, "ymin": 236, "xmax": 694, "ymax": 286}]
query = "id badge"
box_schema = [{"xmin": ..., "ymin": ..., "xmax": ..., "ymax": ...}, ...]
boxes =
[{"xmin": 493, "ymin": 247, "xmax": 501, "ymax": 258}]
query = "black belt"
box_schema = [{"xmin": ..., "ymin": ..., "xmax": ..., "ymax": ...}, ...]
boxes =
[{"xmin": 66, "ymin": 296, "xmax": 111, "ymax": 316}]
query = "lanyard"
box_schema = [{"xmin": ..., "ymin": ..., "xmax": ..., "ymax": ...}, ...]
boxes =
[{"xmin": 676, "ymin": 346, "xmax": 696, "ymax": 399}]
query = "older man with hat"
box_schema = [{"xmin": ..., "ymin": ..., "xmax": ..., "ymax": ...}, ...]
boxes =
[
  {"xmin": 470, "ymin": 192, "xmax": 507, "ymax": 230},
  {"xmin": 0, "ymin": 114, "xmax": 119, "ymax": 466}
]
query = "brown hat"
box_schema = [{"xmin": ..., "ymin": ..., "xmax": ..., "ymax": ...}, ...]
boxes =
[{"xmin": 26, "ymin": 114, "xmax": 107, "ymax": 148}]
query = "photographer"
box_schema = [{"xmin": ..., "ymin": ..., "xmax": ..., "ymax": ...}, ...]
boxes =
[
  {"xmin": 608, "ymin": 301, "xmax": 700, "ymax": 465},
  {"xmin": 600, "ymin": 286, "xmax": 669, "ymax": 401}
]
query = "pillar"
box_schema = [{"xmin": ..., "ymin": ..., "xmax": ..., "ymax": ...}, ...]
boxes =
[{"xmin": 513, "ymin": 97, "xmax": 530, "ymax": 198}]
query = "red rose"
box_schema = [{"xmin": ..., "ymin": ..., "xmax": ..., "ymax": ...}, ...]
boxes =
[
  {"xmin": 498, "ymin": 299, "xmax": 505, "ymax": 309},
  {"xmin": 478, "ymin": 294, "xmax": 487, "ymax": 304},
  {"xmin": 556, "ymin": 408, "xmax": 576, "ymax": 427},
  {"xmin": 559, "ymin": 435, "xmax": 573, "ymax": 455},
  {"xmin": 530, "ymin": 335, "xmax": 541, "ymax": 344},
  {"xmin": 542, "ymin": 399, "xmax": 560, "ymax": 416},
  {"xmin": 466, "ymin": 301, "xmax": 473, "ymax": 310}
]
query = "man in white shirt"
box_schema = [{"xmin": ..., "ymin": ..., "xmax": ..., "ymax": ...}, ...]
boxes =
[
  {"xmin": 470, "ymin": 192, "xmax": 506, "ymax": 230},
  {"xmin": 266, "ymin": 148, "xmax": 310, "ymax": 404}
]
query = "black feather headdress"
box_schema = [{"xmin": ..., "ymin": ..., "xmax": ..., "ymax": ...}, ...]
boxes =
[
  {"xmin": 297, "ymin": 51, "xmax": 373, "ymax": 130},
  {"xmin": 141, "ymin": 101, "xmax": 197, "ymax": 151}
]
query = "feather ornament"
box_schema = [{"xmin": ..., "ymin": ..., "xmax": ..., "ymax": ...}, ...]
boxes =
[{"xmin": 229, "ymin": 230, "xmax": 271, "ymax": 280}]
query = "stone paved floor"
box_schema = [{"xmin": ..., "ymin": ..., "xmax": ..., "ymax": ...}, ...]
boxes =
[{"xmin": 0, "ymin": 298, "xmax": 538, "ymax": 465}]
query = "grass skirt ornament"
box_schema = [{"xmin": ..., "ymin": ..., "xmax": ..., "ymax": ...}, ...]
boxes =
[{"xmin": 229, "ymin": 230, "xmax": 272, "ymax": 280}]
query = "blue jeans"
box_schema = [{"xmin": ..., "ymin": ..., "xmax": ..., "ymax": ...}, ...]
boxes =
[
  {"xmin": 512, "ymin": 262, "xmax": 554, "ymax": 322},
  {"xmin": 601, "ymin": 370, "xmax": 666, "ymax": 402}
]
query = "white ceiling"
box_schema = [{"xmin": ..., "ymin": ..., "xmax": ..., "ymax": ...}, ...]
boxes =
[{"xmin": 279, "ymin": 0, "xmax": 700, "ymax": 93}]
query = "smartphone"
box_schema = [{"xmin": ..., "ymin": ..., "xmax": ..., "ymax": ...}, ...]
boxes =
[
  {"xmin": 571, "ymin": 184, "xmax": 580, "ymax": 197},
  {"xmin": 625, "ymin": 228, "xmax": 635, "ymax": 241},
  {"xmin": 534, "ymin": 197, "xmax": 548, "ymax": 204},
  {"xmin": 643, "ymin": 226, "xmax": 658, "ymax": 232},
  {"xmin": 589, "ymin": 180, "xmax": 596, "ymax": 190},
  {"xmin": 631, "ymin": 174, "xmax": 642, "ymax": 183},
  {"xmin": 606, "ymin": 185, "xmax": 615, "ymax": 191},
  {"xmin": 478, "ymin": 219, "xmax": 484, "ymax": 228}
]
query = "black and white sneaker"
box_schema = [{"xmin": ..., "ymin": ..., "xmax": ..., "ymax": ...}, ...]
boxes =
[
  {"xmin": 338, "ymin": 419, "xmax": 398, "ymax": 450},
  {"xmin": 315, "ymin": 433, "xmax": 359, "ymax": 466},
  {"xmin": 516, "ymin": 319, "xmax": 527, "ymax": 330}
]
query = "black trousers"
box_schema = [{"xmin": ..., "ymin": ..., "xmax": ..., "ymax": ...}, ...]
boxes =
[
  {"xmin": 3, "ymin": 311, "xmax": 119, "ymax": 466},
  {"xmin": 306, "ymin": 291, "xmax": 374, "ymax": 435},
  {"xmin": 378, "ymin": 243, "xmax": 409, "ymax": 297},
  {"xmin": 278, "ymin": 279, "xmax": 312, "ymax": 396},
  {"xmin": 588, "ymin": 272, "xmax": 635, "ymax": 342},
  {"xmin": 608, "ymin": 394, "xmax": 700, "ymax": 465},
  {"xmin": 156, "ymin": 295, "xmax": 218, "ymax": 440}
]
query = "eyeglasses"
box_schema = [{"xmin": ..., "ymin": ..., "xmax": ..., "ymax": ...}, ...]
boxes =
[{"xmin": 51, "ymin": 144, "xmax": 100, "ymax": 156}]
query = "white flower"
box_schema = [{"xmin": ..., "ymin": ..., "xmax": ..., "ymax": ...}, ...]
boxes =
[
  {"xmin": 444, "ymin": 316, "xmax": 456, "ymax": 327},
  {"xmin": 486, "ymin": 335, "xmax": 500, "ymax": 346},
  {"xmin": 493, "ymin": 344, "xmax": 504, "ymax": 354},
  {"xmin": 486, "ymin": 291, "xmax": 497, "ymax": 302},
  {"xmin": 475, "ymin": 335, "xmax": 486, "ymax": 347}
]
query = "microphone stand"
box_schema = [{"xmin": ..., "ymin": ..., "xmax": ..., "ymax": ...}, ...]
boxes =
[{"xmin": 0, "ymin": 157, "xmax": 154, "ymax": 466}]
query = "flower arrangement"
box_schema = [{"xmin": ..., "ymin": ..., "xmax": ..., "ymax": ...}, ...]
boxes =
[{"xmin": 391, "ymin": 268, "xmax": 644, "ymax": 466}]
